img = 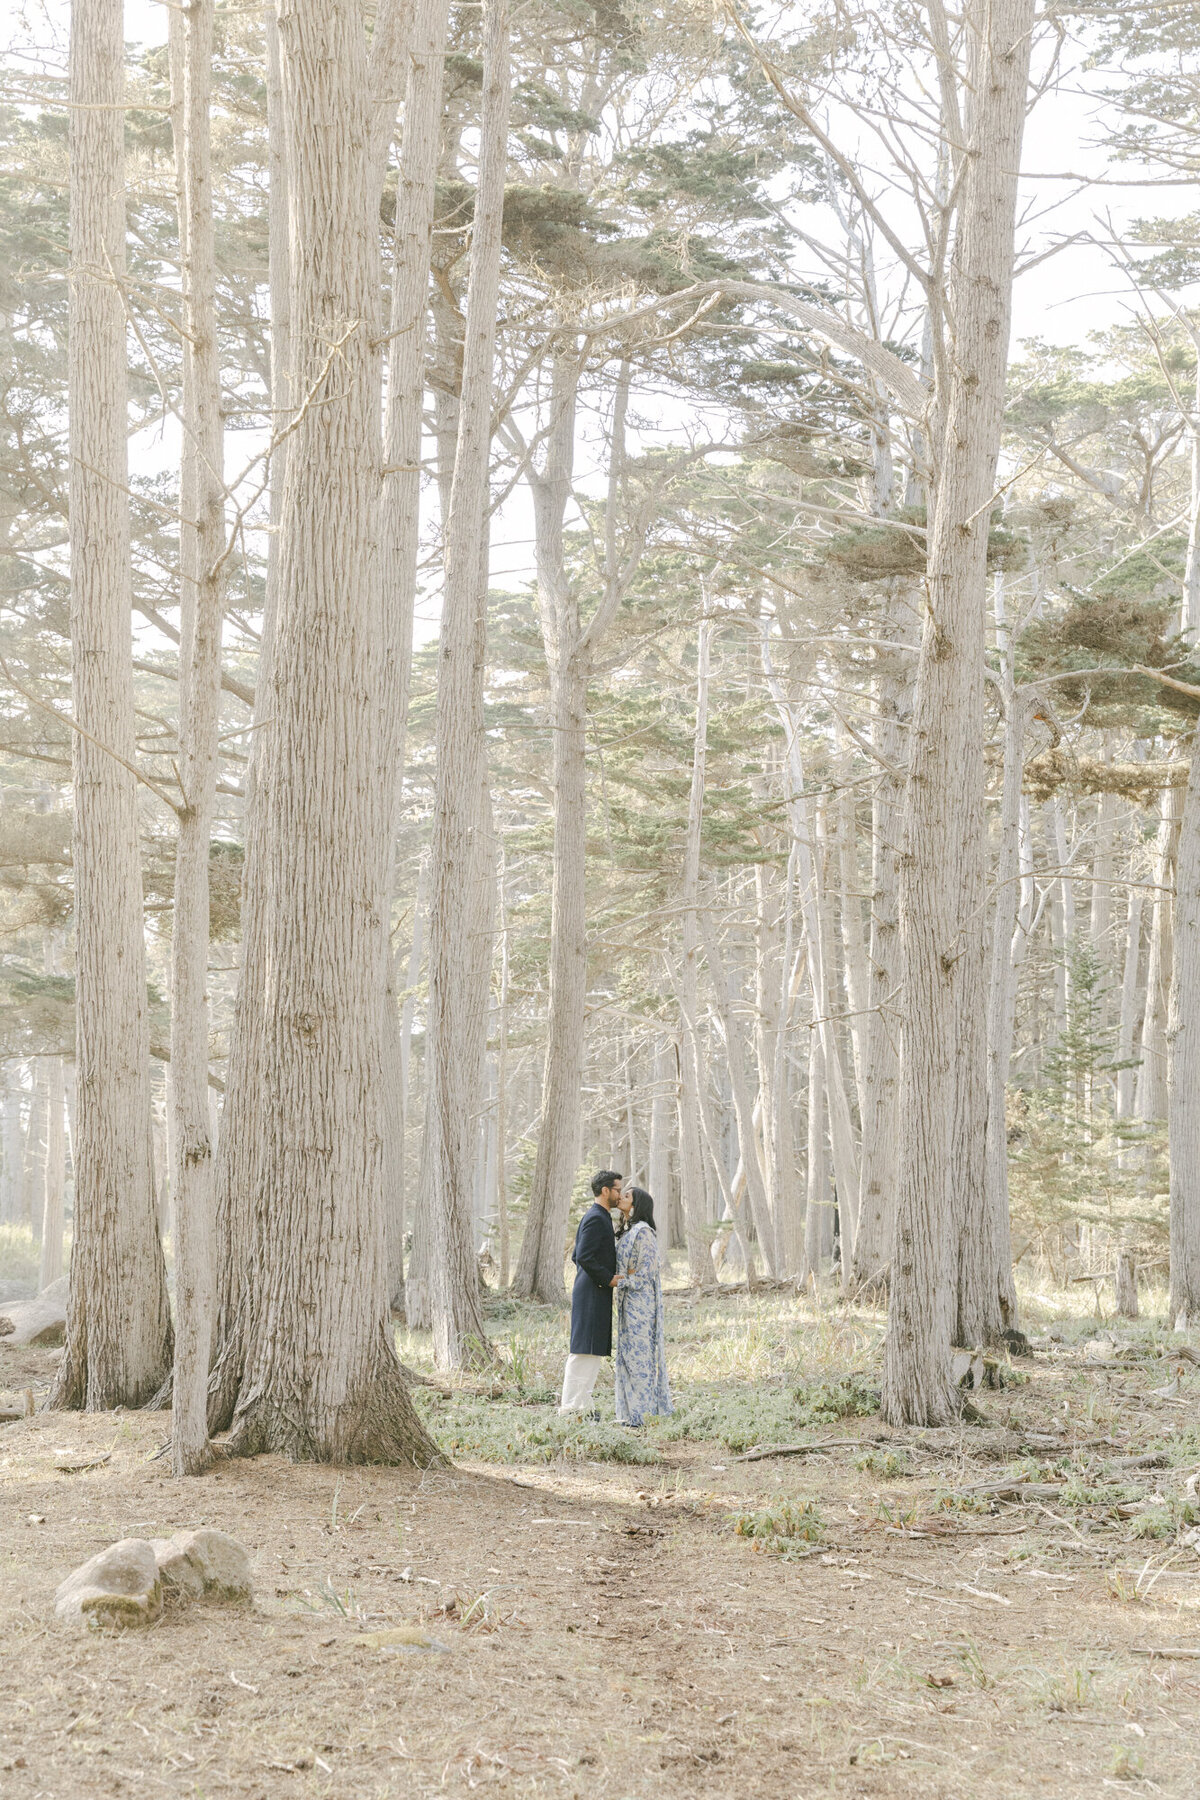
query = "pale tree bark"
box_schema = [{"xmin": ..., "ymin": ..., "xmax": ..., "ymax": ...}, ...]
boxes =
[
  {"xmin": 425, "ymin": 0, "xmax": 509, "ymax": 1366},
  {"xmin": 648, "ymin": 1037, "xmax": 672, "ymax": 1239},
  {"xmin": 835, "ymin": 734, "xmax": 869, "ymax": 1109},
  {"xmin": 210, "ymin": 9, "xmax": 289, "ymax": 1425},
  {"xmin": 882, "ymin": 0, "xmax": 1034, "ymax": 1426},
  {"xmin": 513, "ymin": 363, "xmax": 646, "ymax": 1298},
  {"xmin": 1115, "ymin": 881, "xmax": 1144, "ymax": 1120},
  {"xmin": 671, "ymin": 618, "xmax": 721, "ymax": 1286},
  {"xmin": 213, "ymin": 0, "xmax": 436, "ymax": 1462},
  {"xmin": 494, "ymin": 841, "xmax": 511, "ymax": 1288},
  {"xmin": 851, "ymin": 583, "xmax": 917, "ymax": 1290},
  {"xmin": 1170, "ymin": 740, "xmax": 1200, "ymax": 1325},
  {"xmin": 378, "ymin": 0, "xmax": 452, "ymax": 1307},
  {"xmin": 168, "ymin": 0, "xmax": 223, "ymax": 1476},
  {"xmin": 1138, "ymin": 783, "xmax": 1181, "ymax": 1122},
  {"xmin": 510, "ymin": 353, "xmax": 587, "ymax": 1301},
  {"xmin": 386, "ymin": 854, "xmax": 428, "ymax": 1310},
  {"xmin": 965, "ymin": 597, "xmax": 1025, "ymax": 1347},
  {"xmin": 700, "ymin": 910, "xmax": 778, "ymax": 1275},
  {"xmin": 51, "ymin": 0, "xmax": 172, "ymax": 1410},
  {"xmin": 805, "ymin": 1033, "xmax": 833, "ymax": 1279}
]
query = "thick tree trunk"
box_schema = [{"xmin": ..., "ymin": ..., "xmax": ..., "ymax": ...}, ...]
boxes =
[
  {"xmin": 882, "ymin": 0, "xmax": 1034, "ymax": 1426},
  {"xmin": 511, "ymin": 657, "xmax": 589, "ymax": 1300},
  {"xmin": 214, "ymin": 0, "xmax": 437, "ymax": 1462},
  {"xmin": 51, "ymin": 0, "xmax": 172, "ymax": 1410},
  {"xmin": 209, "ymin": 10, "xmax": 289, "ymax": 1427},
  {"xmin": 168, "ymin": 0, "xmax": 223, "ymax": 1476},
  {"xmin": 425, "ymin": 0, "xmax": 509, "ymax": 1365},
  {"xmin": 1169, "ymin": 737, "xmax": 1200, "ymax": 1324}
]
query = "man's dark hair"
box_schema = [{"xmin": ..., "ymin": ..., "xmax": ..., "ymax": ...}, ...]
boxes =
[{"xmin": 591, "ymin": 1169, "xmax": 622, "ymax": 1197}]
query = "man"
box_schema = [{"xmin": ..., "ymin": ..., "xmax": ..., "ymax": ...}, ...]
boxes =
[{"xmin": 559, "ymin": 1171, "xmax": 623, "ymax": 1417}]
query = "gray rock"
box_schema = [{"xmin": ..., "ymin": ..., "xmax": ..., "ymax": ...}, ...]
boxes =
[
  {"xmin": 54, "ymin": 1538, "xmax": 162, "ymax": 1628},
  {"xmin": 150, "ymin": 1528, "xmax": 253, "ymax": 1603},
  {"xmin": 0, "ymin": 1276, "xmax": 69, "ymax": 1347}
]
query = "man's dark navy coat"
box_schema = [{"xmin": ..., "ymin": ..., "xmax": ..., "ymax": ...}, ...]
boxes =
[{"xmin": 569, "ymin": 1201, "xmax": 617, "ymax": 1355}]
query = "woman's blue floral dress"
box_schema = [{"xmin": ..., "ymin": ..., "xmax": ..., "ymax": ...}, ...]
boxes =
[{"xmin": 615, "ymin": 1223, "xmax": 672, "ymax": 1426}]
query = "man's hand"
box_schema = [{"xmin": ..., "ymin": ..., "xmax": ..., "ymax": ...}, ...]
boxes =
[{"xmin": 610, "ymin": 1274, "xmax": 622, "ymax": 1287}]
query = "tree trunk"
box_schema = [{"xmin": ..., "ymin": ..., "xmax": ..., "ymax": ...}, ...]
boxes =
[
  {"xmin": 671, "ymin": 619, "xmax": 720, "ymax": 1286},
  {"xmin": 213, "ymin": 0, "xmax": 437, "ymax": 1462},
  {"xmin": 209, "ymin": 8, "xmax": 290, "ymax": 1427},
  {"xmin": 1115, "ymin": 882, "xmax": 1144, "ymax": 1120},
  {"xmin": 1169, "ymin": 737, "xmax": 1200, "ymax": 1324},
  {"xmin": 511, "ymin": 657, "xmax": 589, "ymax": 1300},
  {"xmin": 51, "ymin": 0, "xmax": 172, "ymax": 1410},
  {"xmin": 965, "ymin": 645, "xmax": 1025, "ymax": 1346},
  {"xmin": 882, "ymin": 0, "xmax": 1034, "ymax": 1426},
  {"xmin": 851, "ymin": 584, "xmax": 915, "ymax": 1290},
  {"xmin": 1138, "ymin": 783, "xmax": 1181, "ymax": 1122},
  {"xmin": 425, "ymin": 0, "xmax": 509, "ymax": 1366},
  {"xmin": 168, "ymin": 0, "xmax": 223, "ymax": 1475},
  {"xmin": 805, "ymin": 1033, "xmax": 833, "ymax": 1280},
  {"xmin": 700, "ymin": 910, "xmax": 777, "ymax": 1275}
]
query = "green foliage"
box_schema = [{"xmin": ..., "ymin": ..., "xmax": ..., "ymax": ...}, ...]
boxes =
[
  {"xmin": 731, "ymin": 1497, "xmax": 824, "ymax": 1558},
  {"xmin": 792, "ymin": 1375, "xmax": 881, "ymax": 1426},
  {"xmin": 411, "ymin": 1392, "xmax": 660, "ymax": 1465}
]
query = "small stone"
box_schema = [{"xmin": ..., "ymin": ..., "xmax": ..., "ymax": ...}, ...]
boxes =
[
  {"xmin": 151, "ymin": 1528, "xmax": 253, "ymax": 1603},
  {"xmin": 55, "ymin": 1538, "xmax": 162, "ymax": 1628}
]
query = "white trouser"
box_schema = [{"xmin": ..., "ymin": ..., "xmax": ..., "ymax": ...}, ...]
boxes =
[{"xmin": 559, "ymin": 1353, "xmax": 605, "ymax": 1414}]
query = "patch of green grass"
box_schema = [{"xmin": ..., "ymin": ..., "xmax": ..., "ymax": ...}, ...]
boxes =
[
  {"xmin": 411, "ymin": 1392, "xmax": 660, "ymax": 1465},
  {"xmin": 793, "ymin": 1375, "xmax": 880, "ymax": 1426},
  {"xmin": 651, "ymin": 1382, "xmax": 799, "ymax": 1453},
  {"xmin": 731, "ymin": 1497, "xmax": 824, "ymax": 1559}
]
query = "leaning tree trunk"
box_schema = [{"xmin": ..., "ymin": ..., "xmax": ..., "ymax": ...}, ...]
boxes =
[
  {"xmin": 168, "ymin": 0, "xmax": 223, "ymax": 1475},
  {"xmin": 51, "ymin": 0, "xmax": 172, "ymax": 1411},
  {"xmin": 425, "ymin": 0, "xmax": 510, "ymax": 1366},
  {"xmin": 1169, "ymin": 733, "xmax": 1200, "ymax": 1325},
  {"xmin": 882, "ymin": 0, "xmax": 1034, "ymax": 1427},
  {"xmin": 212, "ymin": 0, "xmax": 436, "ymax": 1462}
]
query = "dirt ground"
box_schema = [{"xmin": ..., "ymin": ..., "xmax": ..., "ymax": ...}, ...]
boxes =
[{"xmin": 2, "ymin": 1324, "xmax": 1200, "ymax": 1800}]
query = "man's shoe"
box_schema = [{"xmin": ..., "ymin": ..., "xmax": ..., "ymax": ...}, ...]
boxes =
[{"xmin": 586, "ymin": 1410, "xmax": 601, "ymax": 1423}]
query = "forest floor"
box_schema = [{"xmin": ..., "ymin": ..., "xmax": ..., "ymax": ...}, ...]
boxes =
[{"xmin": 2, "ymin": 1279, "xmax": 1200, "ymax": 1799}]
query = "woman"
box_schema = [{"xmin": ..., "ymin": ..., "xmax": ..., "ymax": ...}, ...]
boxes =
[{"xmin": 614, "ymin": 1187, "xmax": 672, "ymax": 1427}]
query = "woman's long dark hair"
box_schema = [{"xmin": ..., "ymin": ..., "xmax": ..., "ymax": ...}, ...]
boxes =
[{"xmin": 627, "ymin": 1186, "xmax": 656, "ymax": 1232}]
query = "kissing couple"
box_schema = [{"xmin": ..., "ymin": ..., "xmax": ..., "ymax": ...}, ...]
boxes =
[{"xmin": 558, "ymin": 1170, "xmax": 673, "ymax": 1427}]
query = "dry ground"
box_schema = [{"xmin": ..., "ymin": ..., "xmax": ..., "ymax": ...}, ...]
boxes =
[{"xmin": 2, "ymin": 1303, "xmax": 1200, "ymax": 1800}]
